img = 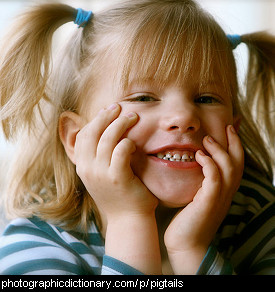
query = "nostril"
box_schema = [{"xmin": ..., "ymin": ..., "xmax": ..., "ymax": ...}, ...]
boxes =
[{"xmin": 169, "ymin": 125, "xmax": 195, "ymax": 131}]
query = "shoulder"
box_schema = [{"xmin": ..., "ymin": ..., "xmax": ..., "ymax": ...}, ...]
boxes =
[{"xmin": 0, "ymin": 217, "xmax": 104, "ymax": 275}]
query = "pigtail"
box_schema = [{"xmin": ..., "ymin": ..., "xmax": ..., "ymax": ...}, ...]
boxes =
[
  {"xmin": 0, "ymin": 4, "xmax": 76, "ymax": 139},
  {"xmin": 241, "ymin": 32, "xmax": 275, "ymax": 177}
]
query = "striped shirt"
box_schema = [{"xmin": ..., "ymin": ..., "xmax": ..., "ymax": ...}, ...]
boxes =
[{"xmin": 0, "ymin": 167, "xmax": 274, "ymax": 275}]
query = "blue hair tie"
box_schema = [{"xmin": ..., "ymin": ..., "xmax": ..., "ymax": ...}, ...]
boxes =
[
  {"xmin": 227, "ymin": 34, "xmax": 242, "ymax": 50},
  {"xmin": 74, "ymin": 8, "xmax": 93, "ymax": 28}
]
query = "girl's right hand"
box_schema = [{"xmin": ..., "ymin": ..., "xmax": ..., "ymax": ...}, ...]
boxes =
[
  {"xmin": 74, "ymin": 103, "xmax": 161, "ymax": 274},
  {"xmin": 74, "ymin": 103, "xmax": 158, "ymax": 221}
]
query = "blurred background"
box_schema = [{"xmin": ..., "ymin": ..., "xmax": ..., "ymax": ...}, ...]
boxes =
[{"xmin": 0, "ymin": 0, "xmax": 274, "ymax": 232}]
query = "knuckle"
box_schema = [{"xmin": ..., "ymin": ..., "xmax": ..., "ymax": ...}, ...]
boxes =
[
  {"xmin": 76, "ymin": 162, "xmax": 97, "ymax": 184},
  {"xmin": 76, "ymin": 164, "xmax": 89, "ymax": 181},
  {"xmin": 227, "ymin": 163, "xmax": 235, "ymax": 176},
  {"xmin": 206, "ymin": 159, "xmax": 221, "ymax": 179},
  {"xmin": 77, "ymin": 124, "xmax": 93, "ymax": 140},
  {"xmin": 119, "ymin": 115, "xmax": 135, "ymax": 127},
  {"xmin": 97, "ymin": 108, "xmax": 111, "ymax": 119},
  {"xmin": 107, "ymin": 168, "xmax": 121, "ymax": 185},
  {"xmin": 211, "ymin": 166, "xmax": 221, "ymax": 182},
  {"xmin": 116, "ymin": 138, "xmax": 136, "ymax": 154},
  {"xmin": 109, "ymin": 175, "xmax": 120, "ymax": 186},
  {"xmin": 120, "ymin": 115, "xmax": 129, "ymax": 123},
  {"xmin": 116, "ymin": 116, "xmax": 132, "ymax": 130},
  {"xmin": 98, "ymin": 132, "xmax": 109, "ymax": 145}
]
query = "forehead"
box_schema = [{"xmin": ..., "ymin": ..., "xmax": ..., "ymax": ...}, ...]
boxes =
[
  {"xmin": 83, "ymin": 1, "xmax": 238, "ymax": 109},
  {"xmin": 103, "ymin": 19, "xmax": 237, "ymax": 97},
  {"xmin": 107, "ymin": 40, "xmax": 235, "ymax": 99}
]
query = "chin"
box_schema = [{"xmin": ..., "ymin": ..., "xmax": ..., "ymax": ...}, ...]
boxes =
[
  {"xmin": 131, "ymin": 152, "xmax": 204, "ymax": 208},
  {"xmin": 143, "ymin": 173, "xmax": 204, "ymax": 208}
]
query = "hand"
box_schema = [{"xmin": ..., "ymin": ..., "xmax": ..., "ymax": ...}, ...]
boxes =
[
  {"xmin": 164, "ymin": 125, "xmax": 244, "ymax": 274},
  {"xmin": 74, "ymin": 103, "xmax": 161, "ymax": 274},
  {"xmin": 74, "ymin": 103, "xmax": 158, "ymax": 221}
]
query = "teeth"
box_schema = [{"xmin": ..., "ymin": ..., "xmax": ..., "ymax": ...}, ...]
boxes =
[
  {"xmin": 166, "ymin": 153, "xmax": 172, "ymax": 159},
  {"xmin": 181, "ymin": 153, "xmax": 189, "ymax": 161},
  {"xmin": 173, "ymin": 154, "xmax": 181, "ymax": 161},
  {"xmin": 157, "ymin": 153, "xmax": 164, "ymax": 159},
  {"xmin": 156, "ymin": 151, "xmax": 195, "ymax": 162}
]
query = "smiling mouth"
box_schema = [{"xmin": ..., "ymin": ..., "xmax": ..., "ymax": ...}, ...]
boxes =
[{"xmin": 150, "ymin": 150, "xmax": 196, "ymax": 162}]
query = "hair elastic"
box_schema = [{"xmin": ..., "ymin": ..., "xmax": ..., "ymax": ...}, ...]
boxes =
[
  {"xmin": 74, "ymin": 8, "xmax": 93, "ymax": 28},
  {"xmin": 227, "ymin": 34, "xmax": 242, "ymax": 50}
]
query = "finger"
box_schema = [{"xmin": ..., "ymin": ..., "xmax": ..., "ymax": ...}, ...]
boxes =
[
  {"xmin": 110, "ymin": 138, "xmax": 136, "ymax": 181},
  {"xmin": 226, "ymin": 125, "xmax": 244, "ymax": 193},
  {"xmin": 202, "ymin": 135, "xmax": 234, "ymax": 186},
  {"xmin": 96, "ymin": 112, "xmax": 138, "ymax": 165},
  {"xmin": 195, "ymin": 150, "xmax": 221, "ymax": 200},
  {"xmin": 76, "ymin": 103, "xmax": 121, "ymax": 158},
  {"xmin": 203, "ymin": 127, "xmax": 244, "ymax": 196},
  {"xmin": 203, "ymin": 135, "xmax": 231, "ymax": 169},
  {"xmin": 226, "ymin": 125, "xmax": 244, "ymax": 170}
]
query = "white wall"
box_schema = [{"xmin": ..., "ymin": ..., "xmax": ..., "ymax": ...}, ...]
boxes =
[{"xmin": 0, "ymin": 0, "xmax": 274, "ymax": 232}]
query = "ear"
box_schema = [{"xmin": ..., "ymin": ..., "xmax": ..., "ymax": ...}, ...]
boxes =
[
  {"xmin": 233, "ymin": 115, "xmax": 241, "ymax": 133},
  {"xmin": 59, "ymin": 111, "xmax": 84, "ymax": 165}
]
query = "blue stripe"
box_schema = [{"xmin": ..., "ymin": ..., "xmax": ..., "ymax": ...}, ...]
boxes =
[
  {"xmin": 2, "ymin": 259, "xmax": 87, "ymax": 275},
  {"xmin": 103, "ymin": 255, "xmax": 143, "ymax": 275},
  {"xmin": 68, "ymin": 231, "xmax": 104, "ymax": 247},
  {"xmin": 1, "ymin": 218, "xmax": 103, "ymax": 275},
  {"xmin": 0, "ymin": 241, "xmax": 56, "ymax": 260},
  {"xmin": 29, "ymin": 217, "xmax": 96, "ymax": 274},
  {"xmin": 196, "ymin": 245, "xmax": 218, "ymax": 275},
  {"xmin": 3, "ymin": 224, "xmax": 59, "ymax": 241},
  {"xmin": 69, "ymin": 242, "xmax": 93, "ymax": 254}
]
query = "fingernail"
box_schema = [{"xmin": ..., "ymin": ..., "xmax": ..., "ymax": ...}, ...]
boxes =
[
  {"xmin": 207, "ymin": 135, "xmax": 215, "ymax": 143},
  {"xmin": 229, "ymin": 125, "xmax": 236, "ymax": 134},
  {"xmin": 107, "ymin": 103, "xmax": 118, "ymax": 110},
  {"xmin": 126, "ymin": 112, "xmax": 137, "ymax": 119},
  {"xmin": 197, "ymin": 150, "xmax": 206, "ymax": 156}
]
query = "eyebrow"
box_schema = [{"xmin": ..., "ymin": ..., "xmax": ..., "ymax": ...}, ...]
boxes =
[
  {"xmin": 122, "ymin": 78, "xmax": 162, "ymax": 93},
  {"xmin": 122, "ymin": 76, "xmax": 227, "ymax": 96},
  {"xmin": 127, "ymin": 77, "xmax": 157, "ymax": 86}
]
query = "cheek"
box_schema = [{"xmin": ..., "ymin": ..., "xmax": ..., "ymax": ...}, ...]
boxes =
[
  {"xmin": 123, "ymin": 118, "xmax": 152, "ymax": 149},
  {"xmin": 205, "ymin": 113, "xmax": 233, "ymax": 150},
  {"xmin": 211, "ymin": 126, "xmax": 227, "ymax": 149},
  {"xmin": 119, "ymin": 104, "xmax": 154, "ymax": 147}
]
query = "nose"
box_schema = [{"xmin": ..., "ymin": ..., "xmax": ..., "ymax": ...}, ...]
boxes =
[{"xmin": 159, "ymin": 103, "xmax": 200, "ymax": 133}]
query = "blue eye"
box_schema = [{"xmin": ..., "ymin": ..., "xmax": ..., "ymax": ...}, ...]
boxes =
[
  {"xmin": 195, "ymin": 96, "xmax": 219, "ymax": 104},
  {"xmin": 130, "ymin": 95, "xmax": 157, "ymax": 102}
]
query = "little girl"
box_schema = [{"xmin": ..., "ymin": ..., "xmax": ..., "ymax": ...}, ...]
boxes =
[{"xmin": 0, "ymin": 0, "xmax": 274, "ymax": 275}]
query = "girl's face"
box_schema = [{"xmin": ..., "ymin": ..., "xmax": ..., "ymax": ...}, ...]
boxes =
[{"xmin": 85, "ymin": 64, "xmax": 236, "ymax": 208}]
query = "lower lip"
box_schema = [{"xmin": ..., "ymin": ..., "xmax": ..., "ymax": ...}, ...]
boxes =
[{"xmin": 149, "ymin": 156, "xmax": 201, "ymax": 169}]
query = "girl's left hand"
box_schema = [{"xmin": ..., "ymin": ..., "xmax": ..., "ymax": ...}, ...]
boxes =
[{"xmin": 164, "ymin": 125, "xmax": 244, "ymax": 274}]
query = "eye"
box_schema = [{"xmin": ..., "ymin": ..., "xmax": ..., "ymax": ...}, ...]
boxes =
[
  {"xmin": 195, "ymin": 95, "xmax": 220, "ymax": 104},
  {"xmin": 127, "ymin": 95, "xmax": 158, "ymax": 102}
]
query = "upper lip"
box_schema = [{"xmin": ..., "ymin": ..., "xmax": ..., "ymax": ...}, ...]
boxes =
[{"xmin": 148, "ymin": 144, "xmax": 202, "ymax": 155}]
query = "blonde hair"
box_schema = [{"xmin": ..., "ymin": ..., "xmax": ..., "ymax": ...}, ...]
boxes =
[{"xmin": 0, "ymin": 0, "xmax": 274, "ymax": 231}]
